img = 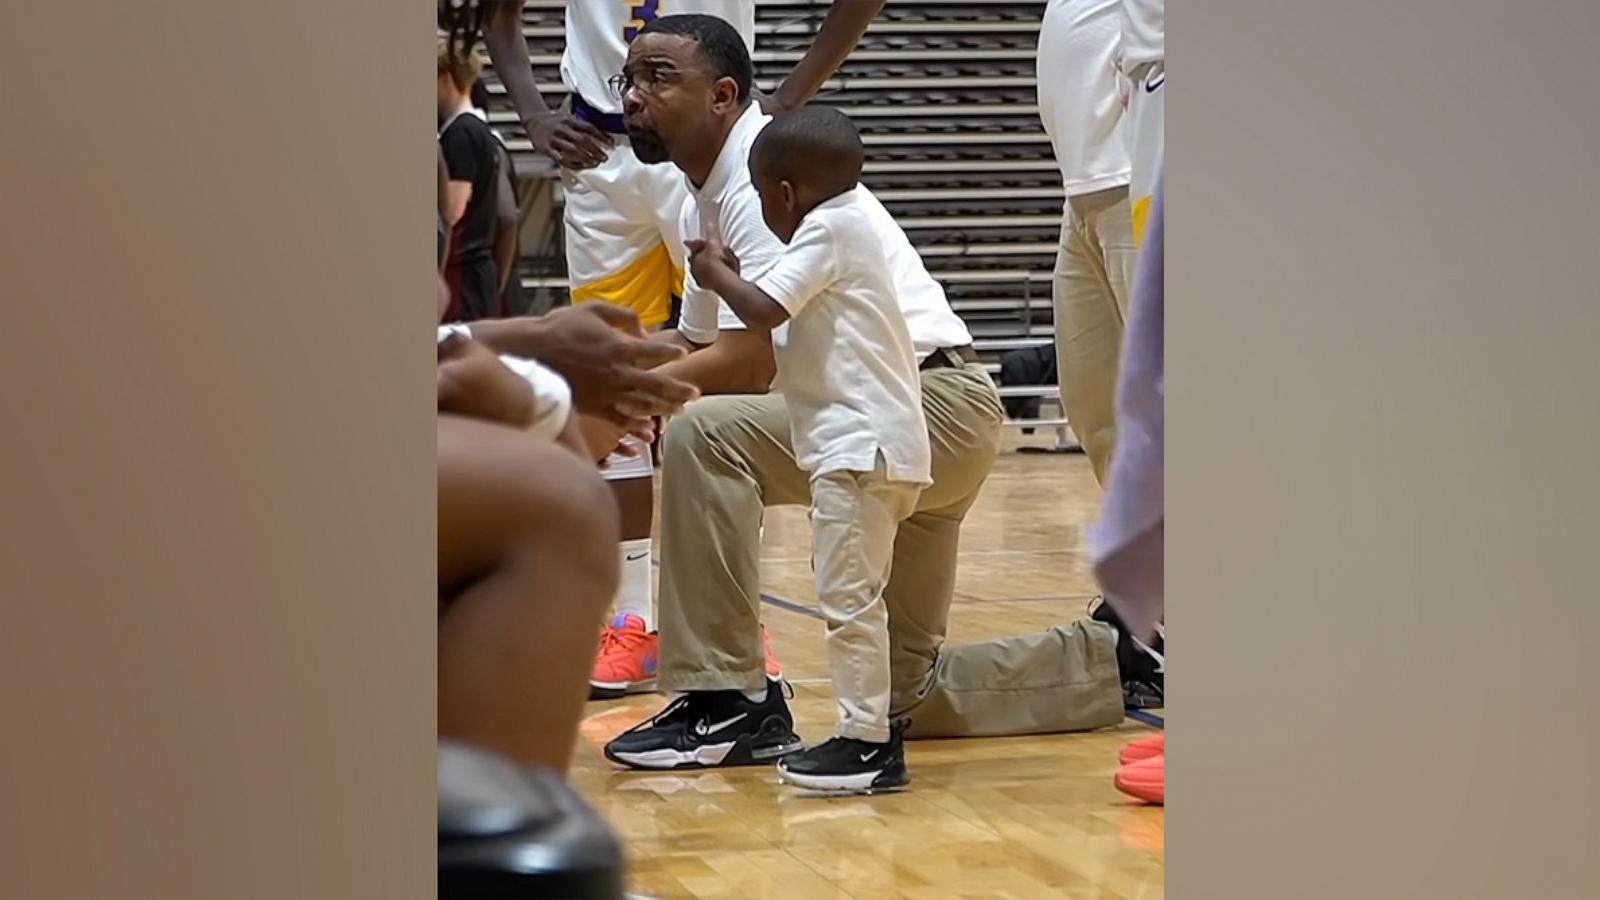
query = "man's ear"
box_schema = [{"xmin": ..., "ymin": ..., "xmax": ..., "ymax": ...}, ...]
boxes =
[{"xmin": 711, "ymin": 76, "xmax": 741, "ymax": 113}]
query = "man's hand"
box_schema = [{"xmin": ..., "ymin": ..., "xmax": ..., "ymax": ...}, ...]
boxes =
[
  {"xmin": 437, "ymin": 334, "xmax": 538, "ymax": 429},
  {"xmin": 527, "ymin": 112, "xmax": 613, "ymax": 170},
  {"xmin": 576, "ymin": 414, "xmax": 655, "ymax": 466},
  {"xmin": 527, "ymin": 303, "xmax": 700, "ymax": 431},
  {"xmin": 685, "ymin": 237, "xmax": 740, "ymax": 291}
]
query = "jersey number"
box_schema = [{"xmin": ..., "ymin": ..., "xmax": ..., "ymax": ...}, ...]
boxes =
[{"xmin": 624, "ymin": 0, "xmax": 662, "ymax": 42}]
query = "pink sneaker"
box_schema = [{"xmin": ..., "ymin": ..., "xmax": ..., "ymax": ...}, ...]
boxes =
[
  {"xmin": 589, "ymin": 614, "xmax": 659, "ymax": 700},
  {"xmin": 1114, "ymin": 754, "xmax": 1165, "ymax": 805},
  {"xmin": 762, "ymin": 625, "xmax": 784, "ymax": 680},
  {"xmin": 1118, "ymin": 733, "xmax": 1165, "ymax": 766}
]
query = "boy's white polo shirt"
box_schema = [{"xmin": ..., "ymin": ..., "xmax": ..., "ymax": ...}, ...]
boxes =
[
  {"xmin": 751, "ymin": 190, "xmax": 931, "ymax": 484},
  {"xmin": 675, "ymin": 105, "xmax": 972, "ymax": 362}
]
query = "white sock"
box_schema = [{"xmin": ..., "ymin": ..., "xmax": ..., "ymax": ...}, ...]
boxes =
[
  {"xmin": 614, "ymin": 538, "xmax": 654, "ymax": 630},
  {"xmin": 602, "ymin": 437, "xmax": 655, "ymax": 630}
]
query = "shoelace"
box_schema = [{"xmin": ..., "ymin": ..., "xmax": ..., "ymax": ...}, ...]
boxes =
[{"xmin": 598, "ymin": 623, "xmax": 650, "ymax": 656}]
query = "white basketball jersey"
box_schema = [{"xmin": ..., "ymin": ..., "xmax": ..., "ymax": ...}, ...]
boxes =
[
  {"xmin": 561, "ymin": 1, "xmax": 757, "ymax": 115},
  {"xmin": 1117, "ymin": 0, "xmax": 1164, "ymax": 70}
]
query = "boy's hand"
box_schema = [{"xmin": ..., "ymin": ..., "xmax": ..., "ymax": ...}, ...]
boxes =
[{"xmin": 685, "ymin": 237, "xmax": 741, "ymax": 289}]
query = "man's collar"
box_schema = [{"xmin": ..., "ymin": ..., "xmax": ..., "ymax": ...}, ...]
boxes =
[{"xmin": 693, "ymin": 102, "xmax": 770, "ymax": 200}]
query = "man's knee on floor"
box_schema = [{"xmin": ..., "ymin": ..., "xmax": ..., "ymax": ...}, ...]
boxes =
[{"xmin": 888, "ymin": 645, "xmax": 939, "ymax": 712}]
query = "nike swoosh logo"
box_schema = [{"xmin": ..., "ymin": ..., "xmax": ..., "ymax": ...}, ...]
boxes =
[
  {"xmin": 1145, "ymin": 72, "xmax": 1164, "ymax": 93},
  {"xmin": 625, "ymin": 552, "xmax": 649, "ymax": 562},
  {"xmin": 693, "ymin": 713, "xmax": 748, "ymax": 736},
  {"xmin": 859, "ymin": 750, "xmax": 879, "ymax": 763}
]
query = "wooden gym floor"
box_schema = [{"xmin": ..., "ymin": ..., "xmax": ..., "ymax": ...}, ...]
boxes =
[{"xmin": 571, "ymin": 435, "xmax": 1165, "ymax": 899}]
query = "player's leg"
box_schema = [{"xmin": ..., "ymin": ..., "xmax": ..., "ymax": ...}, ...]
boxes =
[
  {"xmin": 563, "ymin": 145, "xmax": 677, "ymax": 697},
  {"xmin": 589, "ymin": 439, "xmax": 659, "ymax": 699},
  {"xmin": 438, "ymin": 414, "xmax": 619, "ymax": 772}
]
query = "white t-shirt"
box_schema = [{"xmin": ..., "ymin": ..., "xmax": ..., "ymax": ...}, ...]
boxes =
[
  {"xmin": 562, "ymin": 0, "xmax": 757, "ymax": 114},
  {"xmin": 676, "ymin": 105, "xmax": 973, "ymax": 362},
  {"xmin": 1117, "ymin": 0, "xmax": 1164, "ymax": 71},
  {"xmin": 1037, "ymin": 0, "xmax": 1130, "ymax": 196},
  {"xmin": 750, "ymin": 191, "xmax": 931, "ymax": 484},
  {"xmin": 437, "ymin": 325, "xmax": 573, "ymax": 442}
]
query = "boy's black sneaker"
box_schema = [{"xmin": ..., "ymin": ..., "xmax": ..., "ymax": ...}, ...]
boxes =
[
  {"xmin": 776, "ymin": 720, "xmax": 910, "ymax": 794},
  {"xmin": 603, "ymin": 679, "xmax": 802, "ymax": 770}
]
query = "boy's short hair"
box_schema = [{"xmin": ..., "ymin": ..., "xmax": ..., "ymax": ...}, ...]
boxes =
[
  {"xmin": 750, "ymin": 105, "xmax": 864, "ymax": 200},
  {"xmin": 437, "ymin": 41, "xmax": 483, "ymax": 93}
]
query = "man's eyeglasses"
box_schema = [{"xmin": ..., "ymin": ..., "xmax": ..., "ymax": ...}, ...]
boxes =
[{"xmin": 607, "ymin": 65, "xmax": 682, "ymax": 99}]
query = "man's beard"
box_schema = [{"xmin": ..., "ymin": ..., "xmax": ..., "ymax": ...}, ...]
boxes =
[{"xmin": 628, "ymin": 128, "xmax": 670, "ymax": 165}]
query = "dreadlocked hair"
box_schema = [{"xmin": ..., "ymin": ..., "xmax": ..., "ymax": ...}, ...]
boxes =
[{"xmin": 438, "ymin": 0, "xmax": 489, "ymax": 65}]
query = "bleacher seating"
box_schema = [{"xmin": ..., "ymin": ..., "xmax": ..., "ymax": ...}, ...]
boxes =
[{"xmin": 478, "ymin": 1, "xmax": 1066, "ymax": 432}]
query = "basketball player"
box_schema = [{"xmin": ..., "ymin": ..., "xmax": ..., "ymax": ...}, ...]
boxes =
[
  {"xmin": 1116, "ymin": 0, "xmax": 1163, "ymax": 245},
  {"xmin": 601, "ymin": 16, "xmax": 1125, "ymax": 773}
]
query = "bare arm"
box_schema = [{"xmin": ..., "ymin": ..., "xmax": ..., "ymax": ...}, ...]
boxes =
[
  {"xmin": 437, "ymin": 148, "xmax": 450, "ymax": 218},
  {"xmin": 444, "ymin": 181, "xmax": 473, "ymax": 226},
  {"xmin": 465, "ymin": 304, "xmax": 700, "ymax": 423},
  {"xmin": 765, "ymin": 0, "xmax": 886, "ymax": 113},
  {"xmin": 479, "ymin": 2, "xmax": 554, "ymax": 135},
  {"xmin": 481, "ymin": 0, "xmax": 611, "ymax": 169},
  {"xmin": 685, "ymin": 239, "xmax": 789, "ymax": 331},
  {"xmin": 650, "ymin": 329, "xmax": 699, "ymax": 353},
  {"xmin": 437, "ymin": 150, "xmax": 452, "ymax": 272},
  {"xmin": 652, "ymin": 328, "xmax": 776, "ymax": 397},
  {"xmin": 492, "ymin": 148, "xmax": 520, "ymax": 294}
]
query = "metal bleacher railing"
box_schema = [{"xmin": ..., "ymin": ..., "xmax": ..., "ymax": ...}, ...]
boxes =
[{"xmin": 478, "ymin": 0, "xmax": 1070, "ymax": 440}]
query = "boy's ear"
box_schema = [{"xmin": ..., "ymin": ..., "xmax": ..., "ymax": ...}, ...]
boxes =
[{"xmin": 781, "ymin": 179, "xmax": 797, "ymax": 208}]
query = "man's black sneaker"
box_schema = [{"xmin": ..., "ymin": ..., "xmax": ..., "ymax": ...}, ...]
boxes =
[
  {"xmin": 776, "ymin": 720, "xmax": 910, "ymax": 794},
  {"xmin": 1089, "ymin": 596, "xmax": 1165, "ymax": 709},
  {"xmin": 603, "ymin": 680, "xmax": 802, "ymax": 770}
]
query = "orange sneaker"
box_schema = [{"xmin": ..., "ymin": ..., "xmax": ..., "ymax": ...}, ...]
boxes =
[
  {"xmin": 1119, "ymin": 733, "xmax": 1165, "ymax": 766},
  {"xmin": 589, "ymin": 614, "xmax": 659, "ymax": 700},
  {"xmin": 1114, "ymin": 754, "xmax": 1164, "ymax": 805},
  {"xmin": 762, "ymin": 625, "xmax": 784, "ymax": 680}
]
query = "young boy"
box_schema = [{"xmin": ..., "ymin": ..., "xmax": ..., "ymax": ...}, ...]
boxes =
[{"xmin": 684, "ymin": 106, "xmax": 930, "ymax": 793}]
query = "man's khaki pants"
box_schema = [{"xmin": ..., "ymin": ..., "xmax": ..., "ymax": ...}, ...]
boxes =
[
  {"xmin": 1053, "ymin": 184, "xmax": 1138, "ymax": 484},
  {"xmin": 657, "ymin": 361, "xmax": 1125, "ymax": 738}
]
